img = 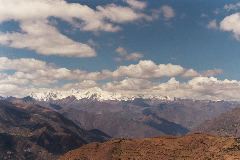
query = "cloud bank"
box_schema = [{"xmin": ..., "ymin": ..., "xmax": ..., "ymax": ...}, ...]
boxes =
[
  {"xmin": 0, "ymin": 0, "xmax": 163, "ymax": 57},
  {"xmin": 0, "ymin": 56, "xmax": 235, "ymax": 101}
]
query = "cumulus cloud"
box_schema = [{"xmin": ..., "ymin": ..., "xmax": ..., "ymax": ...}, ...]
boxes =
[
  {"xmin": 0, "ymin": 20, "xmax": 96, "ymax": 57},
  {"xmin": 0, "ymin": 84, "xmax": 25, "ymax": 97},
  {"xmin": 182, "ymin": 69, "xmax": 199, "ymax": 77},
  {"xmin": 101, "ymin": 76, "xmax": 240, "ymax": 101},
  {"xmin": 183, "ymin": 77, "xmax": 240, "ymax": 101},
  {"xmin": 0, "ymin": 57, "xmax": 109, "ymax": 86},
  {"xmin": 124, "ymin": 0, "xmax": 147, "ymax": 10},
  {"xmin": 0, "ymin": 0, "xmax": 149, "ymax": 31},
  {"xmin": 0, "ymin": 0, "xmax": 155, "ymax": 57},
  {"xmin": 220, "ymin": 13, "xmax": 240, "ymax": 40},
  {"xmin": 104, "ymin": 78, "xmax": 153, "ymax": 91},
  {"xmin": 0, "ymin": 57, "xmax": 227, "ymax": 100},
  {"xmin": 0, "ymin": 57, "xmax": 206, "ymax": 85},
  {"xmin": 62, "ymin": 80, "xmax": 98, "ymax": 90},
  {"xmin": 0, "ymin": 57, "xmax": 49, "ymax": 72},
  {"xmin": 96, "ymin": 4, "xmax": 148, "ymax": 25},
  {"xmin": 112, "ymin": 60, "xmax": 201, "ymax": 79},
  {"xmin": 4, "ymin": 76, "xmax": 240, "ymax": 101},
  {"xmin": 201, "ymin": 69, "xmax": 223, "ymax": 77},
  {"xmin": 115, "ymin": 47, "xmax": 143, "ymax": 61}
]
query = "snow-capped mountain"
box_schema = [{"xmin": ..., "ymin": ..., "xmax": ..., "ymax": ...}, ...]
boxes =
[{"xmin": 30, "ymin": 87, "xmax": 172, "ymax": 101}]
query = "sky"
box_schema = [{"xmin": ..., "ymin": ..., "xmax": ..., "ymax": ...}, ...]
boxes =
[{"xmin": 0, "ymin": 0, "xmax": 240, "ymax": 100}]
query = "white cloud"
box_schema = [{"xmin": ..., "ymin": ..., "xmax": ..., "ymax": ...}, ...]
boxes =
[
  {"xmin": 112, "ymin": 60, "xmax": 199, "ymax": 79},
  {"xmin": 0, "ymin": 20, "xmax": 96, "ymax": 57},
  {"xmin": 3, "ymin": 76, "xmax": 240, "ymax": 101},
  {"xmin": 0, "ymin": 57, "xmax": 222, "ymax": 83},
  {"xmin": 201, "ymin": 69, "xmax": 223, "ymax": 77},
  {"xmin": 62, "ymin": 80, "xmax": 98, "ymax": 90},
  {"xmin": 0, "ymin": 0, "xmax": 151, "ymax": 31},
  {"xmin": 220, "ymin": 13, "xmax": 240, "ymax": 40},
  {"xmin": 124, "ymin": 52, "xmax": 144, "ymax": 61},
  {"xmin": 207, "ymin": 19, "xmax": 218, "ymax": 29},
  {"xmin": 0, "ymin": 57, "xmax": 206, "ymax": 85},
  {"xmin": 0, "ymin": 57, "xmax": 49, "ymax": 72},
  {"xmin": 0, "ymin": 84, "xmax": 25, "ymax": 97},
  {"xmin": 104, "ymin": 78, "xmax": 153, "ymax": 91},
  {"xmin": 183, "ymin": 77, "xmax": 240, "ymax": 100},
  {"xmin": 0, "ymin": 57, "xmax": 227, "ymax": 100},
  {"xmin": 101, "ymin": 76, "xmax": 240, "ymax": 101},
  {"xmin": 0, "ymin": 57, "xmax": 109, "ymax": 86},
  {"xmin": 115, "ymin": 47, "xmax": 143, "ymax": 61},
  {"xmin": 0, "ymin": 0, "xmax": 155, "ymax": 57},
  {"xmin": 97, "ymin": 4, "xmax": 147, "ymax": 24},
  {"xmin": 182, "ymin": 69, "xmax": 199, "ymax": 77},
  {"xmin": 124, "ymin": 0, "xmax": 147, "ymax": 10}
]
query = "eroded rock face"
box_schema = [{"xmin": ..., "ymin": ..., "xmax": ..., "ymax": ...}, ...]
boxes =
[{"xmin": 60, "ymin": 133, "xmax": 240, "ymax": 160}]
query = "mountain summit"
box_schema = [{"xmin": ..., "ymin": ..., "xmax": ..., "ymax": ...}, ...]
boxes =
[{"xmin": 30, "ymin": 87, "xmax": 172, "ymax": 101}]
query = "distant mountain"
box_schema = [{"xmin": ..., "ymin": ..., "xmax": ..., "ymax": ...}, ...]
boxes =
[
  {"xmin": 0, "ymin": 99, "xmax": 110, "ymax": 160},
  {"xmin": 41, "ymin": 97, "xmax": 240, "ymax": 138},
  {"xmin": 30, "ymin": 87, "xmax": 172, "ymax": 101},
  {"xmin": 194, "ymin": 107, "xmax": 240, "ymax": 137},
  {"xmin": 59, "ymin": 133, "xmax": 240, "ymax": 160}
]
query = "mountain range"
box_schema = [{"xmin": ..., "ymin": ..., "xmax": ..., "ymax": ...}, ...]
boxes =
[
  {"xmin": 41, "ymin": 97, "xmax": 239, "ymax": 138},
  {"xmin": 30, "ymin": 87, "xmax": 173, "ymax": 101},
  {"xmin": 1, "ymin": 90, "xmax": 240, "ymax": 159},
  {"xmin": 26, "ymin": 90, "xmax": 240, "ymax": 138}
]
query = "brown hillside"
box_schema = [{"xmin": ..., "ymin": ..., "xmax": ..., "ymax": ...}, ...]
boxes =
[{"xmin": 60, "ymin": 133, "xmax": 240, "ymax": 160}]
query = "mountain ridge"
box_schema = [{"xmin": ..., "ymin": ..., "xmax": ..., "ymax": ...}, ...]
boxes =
[
  {"xmin": 0, "ymin": 99, "xmax": 110, "ymax": 160},
  {"xmin": 30, "ymin": 87, "xmax": 177, "ymax": 101},
  {"xmin": 195, "ymin": 107, "xmax": 240, "ymax": 137},
  {"xmin": 29, "ymin": 87, "xmax": 240, "ymax": 103}
]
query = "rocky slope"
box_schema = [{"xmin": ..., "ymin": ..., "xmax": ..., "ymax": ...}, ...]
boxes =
[
  {"xmin": 59, "ymin": 133, "xmax": 240, "ymax": 160},
  {"xmin": 195, "ymin": 107, "xmax": 240, "ymax": 137},
  {"xmin": 0, "ymin": 99, "xmax": 110, "ymax": 160}
]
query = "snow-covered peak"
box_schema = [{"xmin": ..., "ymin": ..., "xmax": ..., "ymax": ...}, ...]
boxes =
[{"xmin": 30, "ymin": 87, "xmax": 172, "ymax": 101}]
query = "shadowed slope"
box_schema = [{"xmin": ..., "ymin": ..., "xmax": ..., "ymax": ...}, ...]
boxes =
[
  {"xmin": 195, "ymin": 107, "xmax": 240, "ymax": 137},
  {"xmin": 0, "ymin": 100, "xmax": 110, "ymax": 160}
]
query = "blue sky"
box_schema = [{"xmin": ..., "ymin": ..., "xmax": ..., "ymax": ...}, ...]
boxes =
[
  {"xmin": 1, "ymin": 0, "xmax": 240, "ymax": 79},
  {"xmin": 0, "ymin": 0, "xmax": 240, "ymax": 100}
]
